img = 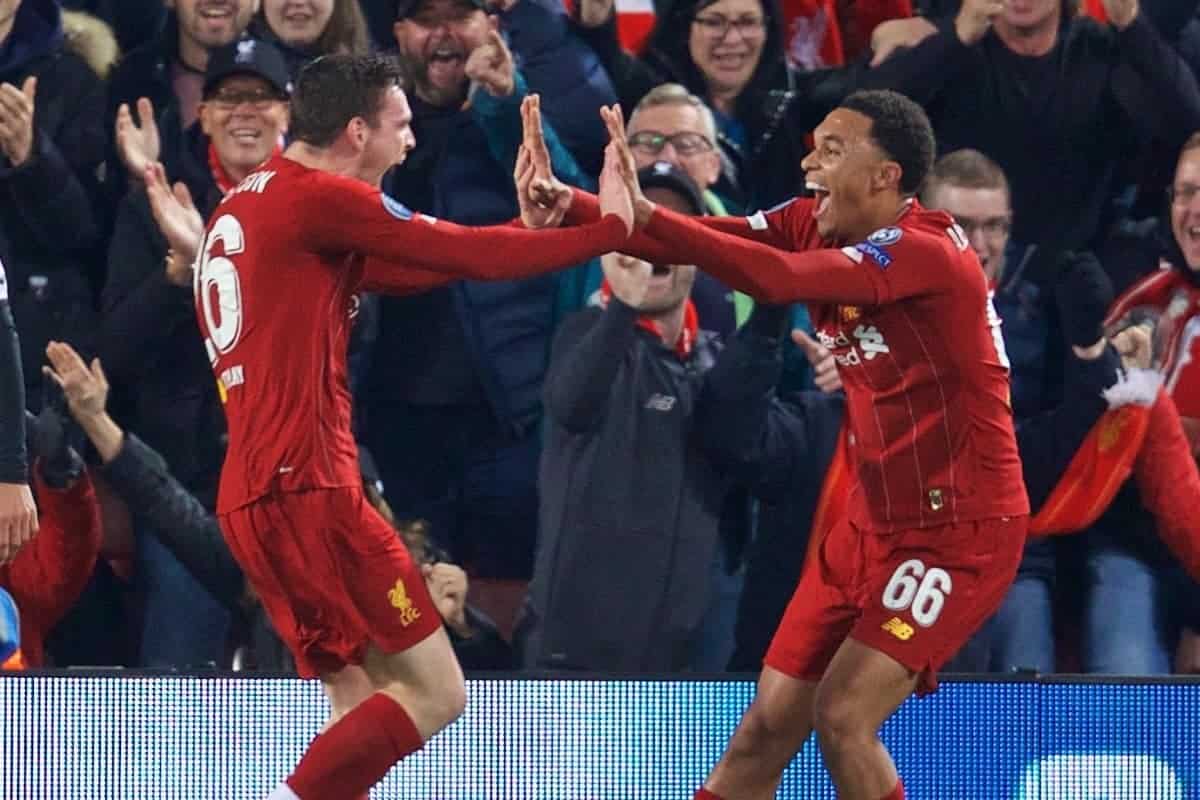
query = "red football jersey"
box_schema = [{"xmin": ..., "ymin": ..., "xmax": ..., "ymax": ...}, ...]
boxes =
[
  {"xmin": 640, "ymin": 197, "xmax": 1029, "ymax": 532},
  {"xmin": 195, "ymin": 155, "xmax": 628, "ymax": 513}
]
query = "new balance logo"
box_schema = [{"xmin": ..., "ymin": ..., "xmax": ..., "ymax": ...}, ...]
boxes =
[
  {"xmin": 882, "ymin": 617, "xmax": 915, "ymax": 641},
  {"xmin": 645, "ymin": 394, "xmax": 676, "ymax": 412}
]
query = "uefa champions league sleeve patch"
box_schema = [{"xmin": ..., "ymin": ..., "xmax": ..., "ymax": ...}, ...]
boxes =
[
  {"xmin": 868, "ymin": 227, "xmax": 903, "ymax": 246},
  {"xmin": 382, "ymin": 194, "xmax": 414, "ymax": 221}
]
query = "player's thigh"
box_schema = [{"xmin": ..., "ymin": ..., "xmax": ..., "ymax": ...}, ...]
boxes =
[
  {"xmin": 852, "ymin": 516, "xmax": 1027, "ymax": 693},
  {"xmin": 764, "ymin": 519, "xmax": 862, "ymax": 682},
  {"xmin": 330, "ymin": 489, "xmax": 445, "ymax": 657}
]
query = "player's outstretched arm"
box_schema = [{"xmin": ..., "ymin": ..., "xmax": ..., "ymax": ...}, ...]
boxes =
[
  {"xmin": 639, "ymin": 203, "xmax": 884, "ymax": 305},
  {"xmin": 316, "ymin": 145, "xmax": 633, "ymax": 286}
]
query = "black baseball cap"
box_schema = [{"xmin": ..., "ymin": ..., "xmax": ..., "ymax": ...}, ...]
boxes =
[
  {"xmin": 638, "ymin": 161, "xmax": 709, "ymax": 216},
  {"xmin": 203, "ymin": 37, "xmax": 292, "ymax": 98},
  {"xmin": 396, "ymin": 0, "xmax": 488, "ymax": 19}
]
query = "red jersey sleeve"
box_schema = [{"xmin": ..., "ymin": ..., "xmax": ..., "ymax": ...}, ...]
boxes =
[
  {"xmin": 293, "ymin": 172, "xmax": 629, "ymax": 282},
  {"xmin": 563, "ymin": 189, "xmax": 808, "ymax": 256},
  {"xmin": 640, "ymin": 206, "xmax": 959, "ymax": 305}
]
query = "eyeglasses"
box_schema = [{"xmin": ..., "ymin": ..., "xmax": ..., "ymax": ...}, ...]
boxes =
[
  {"xmin": 955, "ymin": 215, "xmax": 1011, "ymax": 239},
  {"xmin": 691, "ymin": 14, "xmax": 766, "ymax": 39},
  {"xmin": 628, "ymin": 130, "xmax": 715, "ymax": 157},
  {"xmin": 1169, "ymin": 183, "xmax": 1200, "ymax": 206},
  {"xmin": 208, "ymin": 89, "xmax": 287, "ymax": 109}
]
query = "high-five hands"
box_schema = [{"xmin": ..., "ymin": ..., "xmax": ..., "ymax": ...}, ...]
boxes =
[
  {"xmin": 514, "ymin": 94, "xmax": 573, "ymax": 229},
  {"xmin": 599, "ymin": 104, "xmax": 655, "ymax": 228}
]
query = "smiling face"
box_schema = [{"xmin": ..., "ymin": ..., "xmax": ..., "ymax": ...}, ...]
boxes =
[
  {"xmin": 799, "ymin": 108, "xmax": 896, "ymax": 242},
  {"xmin": 200, "ymin": 74, "xmax": 289, "ymax": 179},
  {"xmin": 687, "ymin": 0, "xmax": 767, "ymax": 102},
  {"xmin": 394, "ymin": 0, "xmax": 494, "ymax": 108},
  {"xmin": 263, "ymin": 0, "xmax": 335, "ymax": 48},
  {"xmin": 1172, "ymin": 146, "xmax": 1200, "ymax": 272},
  {"xmin": 173, "ymin": 0, "xmax": 259, "ymax": 50}
]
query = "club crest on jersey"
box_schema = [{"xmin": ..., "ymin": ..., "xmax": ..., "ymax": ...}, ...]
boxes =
[{"xmin": 868, "ymin": 226, "xmax": 903, "ymax": 246}]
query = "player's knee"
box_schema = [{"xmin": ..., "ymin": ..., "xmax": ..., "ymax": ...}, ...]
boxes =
[
  {"xmin": 812, "ymin": 689, "xmax": 869, "ymax": 749},
  {"xmin": 732, "ymin": 698, "xmax": 801, "ymax": 753}
]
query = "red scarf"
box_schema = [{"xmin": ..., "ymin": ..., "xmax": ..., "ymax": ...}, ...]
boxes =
[
  {"xmin": 806, "ymin": 372, "xmax": 1157, "ymax": 552},
  {"xmin": 599, "ymin": 280, "xmax": 699, "ymax": 359},
  {"xmin": 208, "ymin": 142, "xmax": 283, "ymax": 195}
]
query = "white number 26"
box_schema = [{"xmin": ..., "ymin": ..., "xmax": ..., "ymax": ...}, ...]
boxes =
[{"xmin": 881, "ymin": 559, "xmax": 952, "ymax": 628}]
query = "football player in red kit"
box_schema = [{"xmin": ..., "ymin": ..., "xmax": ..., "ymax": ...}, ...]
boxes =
[
  {"xmin": 519, "ymin": 90, "xmax": 1029, "ymax": 799},
  {"xmin": 146, "ymin": 54, "xmax": 634, "ymax": 800}
]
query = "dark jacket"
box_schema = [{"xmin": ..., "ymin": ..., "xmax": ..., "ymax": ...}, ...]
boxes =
[
  {"xmin": 502, "ymin": 0, "xmax": 618, "ymax": 176},
  {"xmin": 523, "ymin": 300, "xmax": 728, "ymax": 671},
  {"xmin": 102, "ymin": 432, "xmax": 511, "ymax": 671},
  {"xmin": 60, "ymin": 0, "xmax": 166, "ymax": 53},
  {"xmin": 0, "ymin": 0, "xmax": 106, "ymax": 410},
  {"xmin": 572, "ymin": 0, "xmax": 880, "ymax": 209},
  {"xmin": 699, "ymin": 305, "xmax": 1121, "ymax": 668},
  {"xmin": 100, "ymin": 112, "xmax": 225, "ymax": 499},
  {"xmin": 369, "ymin": 73, "xmax": 586, "ymax": 439},
  {"xmin": 873, "ymin": 12, "xmax": 1200, "ymax": 283}
]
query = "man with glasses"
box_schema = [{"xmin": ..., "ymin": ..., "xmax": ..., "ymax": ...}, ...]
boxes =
[{"xmin": 1106, "ymin": 132, "xmax": 1200, "ymax": 675}]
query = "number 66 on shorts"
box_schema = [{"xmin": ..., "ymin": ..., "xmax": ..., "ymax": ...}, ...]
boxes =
[{"xmin": 763, "ymin": 516, "xmax": 1027, "ymax": 693}]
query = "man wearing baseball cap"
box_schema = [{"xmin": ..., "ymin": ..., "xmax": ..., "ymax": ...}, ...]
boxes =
[{"xmin": 100, "ymin": 35, "xmax": 293, "ymax": 670}]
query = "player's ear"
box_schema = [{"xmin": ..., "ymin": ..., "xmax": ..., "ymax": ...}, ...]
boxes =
[
  {"xmin": 347, "ymin": 116, "xmax": 368, "ymax": 153},
  {"xmin": 875, "ymin": 160, "xmax": 902, "ymax": 193}
]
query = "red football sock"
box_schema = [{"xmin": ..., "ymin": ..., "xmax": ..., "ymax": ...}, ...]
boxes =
[
  {"xmin": 694, "ymin": 789, "xmax": 727, "ymax": 800},
  {"xmin": 878, "ymin": 779, "xmax": 905, "ymax": 800},
  {"xmin": 286, "ymin": 693, "xmax": 423, "ymax": 799}
]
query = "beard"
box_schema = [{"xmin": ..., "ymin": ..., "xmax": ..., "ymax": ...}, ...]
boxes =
[{"xmin": 408, "ymin": 56, "xmax": 469, "ymax": 109}]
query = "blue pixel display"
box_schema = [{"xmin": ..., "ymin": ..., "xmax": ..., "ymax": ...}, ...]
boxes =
[{"xmin": 1, "ymin": 675, "xmax": 1198, "ymax": 798}]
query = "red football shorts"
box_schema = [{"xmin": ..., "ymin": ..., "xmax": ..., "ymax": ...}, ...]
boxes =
[
  {"xmin": 765, "ymin": 515, "xmax": 1027, "ymax": 694},
  {"xmin": 218, "ymin": 487, "xmax": 443, "ymax": 678}
]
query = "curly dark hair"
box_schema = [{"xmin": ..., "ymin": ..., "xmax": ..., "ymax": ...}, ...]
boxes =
[
  {"xmin": 289, "ymin": 53, "xmax": 410, "ymax": 148},
  {"xmin": 840, "ymin": 90, "xmax": 936, "ymax": 196}
]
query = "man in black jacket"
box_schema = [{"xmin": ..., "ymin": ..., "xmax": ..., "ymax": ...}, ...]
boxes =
[
  {"xmin": 0, "ymin": 255, "xmax": 35, "ymax": 564},
  {"xmin": 519, "ymin": 162, "xmax": 735, "ymax": 672}
]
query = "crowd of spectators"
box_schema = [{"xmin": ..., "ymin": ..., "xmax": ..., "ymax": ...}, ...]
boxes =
[{"xmin": 3, "ymin": 0, "xmax": 1200, "ymax": 677}]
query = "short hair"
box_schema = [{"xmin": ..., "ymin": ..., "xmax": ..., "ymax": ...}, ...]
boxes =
[
  {"xmin": 1180, "ymin": 132, "xmax": 1200, "ymax": 162},
  {"xmin": 922, "ymin": 149, "xmax": 1010, "ymax": 205},
  {"xmin": 288, "ymin": 54, "xmax": 409, "ymax": 148},
  {"xmin": 630, "ymin": 83, "xmax": 718, "ymax": 146},
  {"xmin": 839, "ymin": 90, "xmax": 936, "ymax": 196}
]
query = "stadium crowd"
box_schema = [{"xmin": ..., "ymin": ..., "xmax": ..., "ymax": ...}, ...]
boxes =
[{"xmin": 2, "ymin": 0, "xmax": 1200, "ymax": 678}]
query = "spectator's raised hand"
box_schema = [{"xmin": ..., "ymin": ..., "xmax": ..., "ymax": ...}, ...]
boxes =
[
  {"xmin": 0, "ymin": 482, "xmax": 37, "ymax": 566},
  {"xmin": 43, "ymin": 341, "xmax": 109, "ymax": 423},
  {"xmin": 1101, "ymin": 0, "xmax": 1138, "ymax": 29},
  {"xmin": 869, "ymin": 17, "xmax": 938, "ymax": 66},
  {"xmin": 421, "ymin": 562, "xmax": 471, "ymax": 636},
  {"xmin": 0, "ymin": 76, "xmax": 37, "ymax": 167},
  {"xmin": 144, "ymin": 162, "xmax": 205, "ymax": 267},
  {"xmin": 1111, "ymin": 323, "xmax": 1153, "ymax": 371},
  {"xmin": 465, "ymin": 29, "xmax": 515, "ymax": 98},
  {"xmin": 955, "ymin": 0, "xmax": 1005, "ymax": 45},
  {"xmin": 601, "ymin": 253, "xmax": 651, "ymax": 307},
  {"xmin": 599, "ymin": 104, "xmax": 653, "ymax": 228},
  {"xmin": 115, "ymin": 97, "xmax": 161, "ymax": 182},
  {"xmin": 792, "ymin": 329, "xmax": 842, "ymax": 393},
  {"xmin": 515, "ymin": 95, "xmax": 572, "ymax": 229},
  {"xmin": 577, "ymin": 0, "xmax": 616, "ymax": 27},
  {"xmin": 1055, "ymin": 251, "xmax": 1114, "ymax": 352}
]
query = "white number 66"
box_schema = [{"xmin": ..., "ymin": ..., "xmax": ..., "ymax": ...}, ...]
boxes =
[{"xmin": 881, "ymin": 559, "xmax": 952, "ymax": 628}]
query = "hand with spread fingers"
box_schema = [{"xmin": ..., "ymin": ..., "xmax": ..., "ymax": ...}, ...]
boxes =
[
  {"xmin": 115, "ymin": 96, "xmax": 162, "ymax": 182},
  {"xmin": 144, "ymin": 162, "xmax": 205, "ymax": 268}
]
